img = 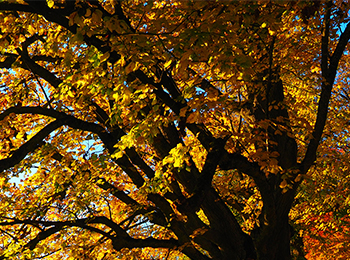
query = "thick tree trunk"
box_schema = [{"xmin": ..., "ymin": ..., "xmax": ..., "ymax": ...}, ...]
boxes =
[
  {"xmin": 254, "ymin": 215, "xmax": 292, "ymax": 260},
  {"xmin": 201, "ymin": 188, "xmax": 255, "ymax": 260},
  {"xmin": 250, "ymin": 185, "xmax": 296, "ymax": 260},
  {"xmin": 242, "ymin": 70, "xmax": 297, "ymax": 260}
]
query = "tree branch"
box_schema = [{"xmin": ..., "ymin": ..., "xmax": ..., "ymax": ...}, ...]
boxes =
[
  {"xmin": 18, "ymin": 46, "xmax": 62, "ymax": 88},
  {"xmin": 0, "ymin": 216, "xmax": 178, "ymax": 252},
  {"xmin": 0, "ymin": 120, "xmax": 63, "ymax": 173},
  {"xmin": 301, "ymin": 18, "xmax": 350, "ymax": 173},
  {"xmin": 0, "ymin": 53, "xmax": 18, "ymax": 69},
  {"xmin": 96, "ymin": 178, "xmax": 139, "ymax": 206},
  {"xmin": 178, "ymin": 138, "xmax": 227, "ymax": 213},
  {"xmin": 0, "ymin": 106, "xmax": 147, "ymax": 187},
  {"xmin": 3, "ymin": 2, "xmax": 220, "ymax": 162},
  {"xmin": 0, "ymin": 2, "xmax": 35, "ymax": 13}
]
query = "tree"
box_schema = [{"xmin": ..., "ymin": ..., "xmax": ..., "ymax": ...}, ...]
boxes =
[{"xmin": 0, "ymin": 0, "xmax": 350, "ymax": 259}]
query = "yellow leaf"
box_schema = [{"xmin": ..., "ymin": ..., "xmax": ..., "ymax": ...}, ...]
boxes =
[
  {"xmin": 179, "ymin": 107, "xmax": 188, "ymax": 117},
  {"xmin": 85, "ymin": 8, "xmax": 92, "ymax": 17},
  {"xmin": 69, "ymin": 12, "xmax": 77, "ymax": 27},
  {"xmin": 164, "ymin": 59, "xmax": 172, "ymax": 69},
  {"xmin": 92, "ymin": 9, "xmax": 103, "ymax": 24},
  {"xmin": 0, "ymin": 177, "xmax": 6, "ymax": 188},
  {"xmin": 27, "ymin": 25, "xmax": 36, "ymax": 35},
  {"xmin": 174, "ymin": 157, "xmax": 182, "ymax": 168},
  {"xmin": 294, "ymin": 174, "xmax": 302, "ymax": 182},
  {"xmin": 125, "ymin": 62, "xmax": 138, "ymax": 74},
  {"xmin": 68, "ymin": 90, "xmax": 75, "ymax": 98},
  {"xmin": 100, "ymin": 52, "xmax": 110, "ymax": 63},
  {"xmin": 187, "ymin": 110, "xmax": 199, "ymax": 124},
  {"xmin": 207, "ymin": 88, "xmax": 218, "ymax": 100},
  {"xmin": 74, "ymin": 13, "xmax": 84, "ymax": 27},
  {"xmin": 47, "ymin": 0, "xmax": 54, "ymax": 8},
  {"xmin": 279, "ymin": 179, "xmax": 288, "ymax": 189}
]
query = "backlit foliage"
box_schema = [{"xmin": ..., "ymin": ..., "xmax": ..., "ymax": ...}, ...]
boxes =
[{"xmin": 0, "ymin": 1, "xmax": 350, "ymax": 259}]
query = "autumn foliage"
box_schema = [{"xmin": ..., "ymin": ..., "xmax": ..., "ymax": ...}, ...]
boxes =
[{"xmin": 0, "ymin": 1, "xmax": 350, "ymax": 259}]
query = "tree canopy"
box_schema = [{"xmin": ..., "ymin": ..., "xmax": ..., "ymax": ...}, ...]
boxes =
[{"xmin": 0, "ymin": 1, "xmax": 350, "ymax": 259}]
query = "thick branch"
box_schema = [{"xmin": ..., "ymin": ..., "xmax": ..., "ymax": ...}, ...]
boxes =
[
  {"xmin": 132, "ymin": 70, "xmax": 183, "ymax": 115},
  {"xmin": 0, "ymin": 106, "xmax": 147, "ymax": 187},
  {"xmin": 0, "ymin": 106, "xmax": 110, "ymax": 142},
  {"xmin": 0, "ymin": 217, "xmax": 178, "ymax": 251},
  {"xmin": 0, "ymin": 2, "xmax": 35, "ymax": 13},
  {"xmin": 301, "ymin": 20, "xmax": 350, "ymax": 173},
  {"xmin": 27, "ymin": 226, "xmax": 62, "ymax": 250},
  {"xmin": 218, "ymin": 151, "xmax": 262, "ymax": 180},
  {"xmin": 125, "ymin": 148, "xmax": 155, "ymax": 179},
  {"xmin": 0, "ymin": 53, "xmax": 17, "ymax": 69},
  {"xmin": 97, "ymin": 178, "xmax": 139, "ymax": 206},
  {"xmin": 0, "ymin": 120, "xmax": 63, "ymax": 172},
  {"xmin": 21, "ymin": 1, "xmax": 121, "ymax": 63},
  {"xmin": 19, "ymin": 47, "xmax": 62, "ymax": 88},
  {"xmin": 3, "ymin": 2, "xmax": 219, "ymax": 161},
  {"xmin": 178, "ymin": 139, "xmax": 227, "ymax": 212},
  {"xmin": 329, "ymin": 22, "xmax": 350, "ymax": 78}
]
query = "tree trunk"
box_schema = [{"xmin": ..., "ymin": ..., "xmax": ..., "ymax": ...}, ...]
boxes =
[
  {"xmin": 254, "ymin": 215, "xmax": 292, "ymax": 260},
  {"xmin": 201, "ymin": 188, "xmax": 254, "ymax": 260}
]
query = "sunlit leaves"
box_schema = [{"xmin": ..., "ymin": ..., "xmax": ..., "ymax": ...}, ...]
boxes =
[{"xmin": 0, "ymin": 0, "xmax": 350, "ymax": 259}]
